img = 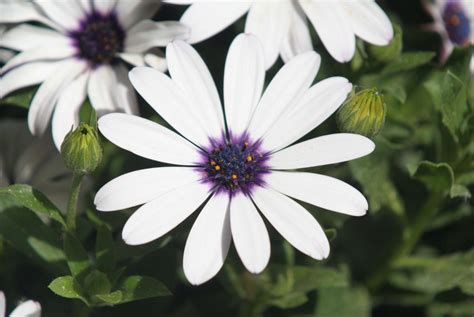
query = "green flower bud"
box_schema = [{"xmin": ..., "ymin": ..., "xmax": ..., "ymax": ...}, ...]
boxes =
[
  {"xmin": 367, "ymin": 24, "xmax": 402, "ymax": 63},
  {"xmin": 337, "ymin": 88, "xmax": 386, "ymax": 138},
  {"xmin": 61, "ymin": 123, "xmax": 102, "ymax": 174}
]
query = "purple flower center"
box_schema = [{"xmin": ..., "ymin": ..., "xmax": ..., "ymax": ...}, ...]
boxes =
[
  {"xmin": 442, "ymin": 1, "xmax": 471, "ymax": 46},
  {"xmin": 200, "ymin": 136, "xmax": 269, "ymax": 194},
  {"xmin": 69, "ymin": 12, "xmax": 125, "ymax": 66}
]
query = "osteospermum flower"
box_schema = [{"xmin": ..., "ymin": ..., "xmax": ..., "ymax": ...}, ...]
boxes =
[
  {"xmin": 0, "ymin": 119, "xmax": 73, "ymax": 212},
  {"xmin": 0, "ymin": 0, "xmax": 188, "ymax": 149},
  {"xmin": 164, "ymin": 0, "xmax": 393, "ymax": 67},
  {"xmin": 423, "ymin": 0, "xmax": 474, "ymax": 72},
  {"xmin": 0, "ymin": 291, "xmax": 41, "ymax": 317},
  {"xmin": 95, "ymin": 34, "xmax": 375, "ymax": 285}
]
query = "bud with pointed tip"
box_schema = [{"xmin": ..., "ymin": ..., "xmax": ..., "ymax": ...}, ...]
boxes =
[
  {"xmin": 61, "ymin": 123, "xmax": 102, "ymax": 175},
  {"xmin": 337, "ymin": 88, "xmax": 386, "ymax": 138}
]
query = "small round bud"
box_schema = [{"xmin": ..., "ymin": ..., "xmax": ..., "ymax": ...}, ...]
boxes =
[
  {"xmin": 61, "ymin": 123, "xmax": 102, "ymax": 174},
  {"xmin": 367, "ymin": 24, "xmax": 402, "ymax": 63},
  {"xmin": 337, "ymin": 88, "xmax": 386, "ymax": 138}
]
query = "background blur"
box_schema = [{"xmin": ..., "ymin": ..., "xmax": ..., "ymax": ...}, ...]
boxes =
[{"xmin": 0, "ymin": 1, "xmax": 473, "ymax": 316}]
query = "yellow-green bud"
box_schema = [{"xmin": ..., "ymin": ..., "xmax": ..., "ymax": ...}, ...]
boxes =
[
  {"xmin": 61, "ymin": 123, "xmax": 102, "ymax": 174},
  {"xmin": 367, "ymin": 24, "xmax": 402, "ymax": 63},
  {"xmin": 337, "ymin": 88, "xmax": 386, "ymax": 138}
]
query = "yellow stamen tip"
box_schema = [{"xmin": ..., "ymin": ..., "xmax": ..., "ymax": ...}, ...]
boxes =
[{"xmin": 231, "ymin": 174, "xmax": 238, "ymax": 180}]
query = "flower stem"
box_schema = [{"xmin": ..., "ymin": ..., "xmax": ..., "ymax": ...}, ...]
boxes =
[
  {"xmin": 366, "ymin": 193, "xmax": 443, "ymax": 290},
  {"xmin": 66, "ymin": 173, "xmax": 84, "ymax": 233}
]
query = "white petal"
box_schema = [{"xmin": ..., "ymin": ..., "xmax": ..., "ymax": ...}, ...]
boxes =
[
  {"xmin": 1, "ymin": 42, "xmax": 74, "ymax": 74},
  {"xmin": 125, "ymin": 20, "xmax": 189, "ymax": 53},
  {"xmin": 144, "ymin": 49, "xmax": 168, "ymax": 72},
  {"xmin": 10, "ymin": 300, "xmax": 41, "ymax": 317},
  {"xmin": 87, "ymin": 65, "xmax": 137, "ymax": 116},
  {"xmin": 266, "ymin": 171, "xmax": 368, "ymax": 216},
  {"xmin": 122, "ymin": 182, "xmax": 210, "ymax": 245},
  {"xmin": 95, "ymin": 167, "xmax": 202, "ymax": 211},
  {"xmin": 34, "ymin": 0, "xmax": 85, "ymax": 31},
  {"xmin": 269, "ymin": 133, "xmax": 375, "ymax": 170},
  {"xmin": 180, "ymin": 2, "xmax": 251, "ymax": 44},
  {"xmin": 0, "ymin": 291, "xmax": 4, "ymax": 317},
  {"xmin": 92, "ymin": 0, "xmax": 116, "ymax": 14},
  {"xmin": 247, "ymin": 51, "xmax": 320, "ymax": 141},
  {"xmin": 280, "ymin": 2, "xmax": 313, "ymax": 63},
  {"xmin": 341, "ymin": 1, "xmax": 393, "ymax": 46},
  {"xmin": 301, "ymin": 1, "xmax": 356, "ymax": 62},
  {"xmin": 0, "ymin": 61, "xmax": 58, "ymax": 99},
  {"xmin": 245, "ymin": 1, "xmax": 291, "ymax": 69},
  {"xmin": 0, "ymin": 1, "xmax": 55, "ymax": 28},
  {"xmin": 252, "ymin": 186, "xmax": 329, "ymax": 260},
  {"xmin": 1, "ymin": 24, "xmax": 66, "ymax": 51},
  {"xmin": 262, "ymin": 77, "xmax": 352, "ymax": 151},
  {"xmin": 114, "ymin": 64, "xmax": 139, "ymax": 115},
  {"xmin": 129, "ymin": 66, "xmax": 209, "ymax": 147},
  {"xmin": 98, "ymin": 113, "xmax": 201, "ymax": 165},
  {"xmin": 167, "ymin": 41, "xmax": 225, "ymax": 141},
  {"xmin": 28, "ymin": 59, "xmax": 86, "ymax": 136},
  {"xmin": 224, "ymin": 34, "xmax": 265, "ymax": 137},
  {"xmin": 115, "ymin": 0, "xmax": 160, "ymax": 29},
  {"xmin": 230, "ymin": 193, "xmax": 270, "ymax": 274},
  {"xmin": 51, "ymin": 72, "xmax": 89, "ymax": 150},
  {"xmin": 183, "ymin": 193, "xmax": 231, "ymax": 285}
]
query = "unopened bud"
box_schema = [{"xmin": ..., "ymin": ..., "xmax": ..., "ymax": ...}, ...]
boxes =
[
  {"xmin": 337, "ymin": 88, "xmax": 386, "ymax": 138},
  {"xmin": 367, "ymin": 24, "xmax": 402, "ymax": 63},
  {"xmin": 61, "ymin": 123, "xmax": 102, "ymax": 174}
]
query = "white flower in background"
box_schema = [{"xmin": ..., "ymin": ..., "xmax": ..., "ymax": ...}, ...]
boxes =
[
  {"xmin": 0, "ymin": 0, "xmax": 188, "ymax": 149},
  {"xmin": 0, "ymin": 119, "xmax": 72, "ymax": 212},
  {"xmin": 164, "ymin": 0, "xmax": 393, "ymax": 68},
  {"xmin": 0, "ymin": 291, "xmax": 41, "ymax": 317},
  {"xmin": 94, "ymin": 34, "xmax": 375, "ymax": 285},
  {"xmin": 423, "ymin": 0, "xmax": 474, "ymax": 72}
]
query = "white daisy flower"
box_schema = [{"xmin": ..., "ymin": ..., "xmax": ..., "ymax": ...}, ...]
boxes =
[
  {"xmin": 0, "ymin": 119, "xmax": 72, "ymax": 212},
  {"xmin": 0, "ymin": 0, "xmax": 189, "ymax": 149},
  {"xmin": 423, "ymin": 0, "xmax": 474, "ymax": 72},
  {"xmin": 94, "ymin": 34, "xmax": 375, "ymax": 285},
  {"xmin": 0, "ymin": 291, "xmax": 41, "ymax": 317},
  {"xmin": 164, "ymin": 0, "xmax": 393, "ymax": 68}
]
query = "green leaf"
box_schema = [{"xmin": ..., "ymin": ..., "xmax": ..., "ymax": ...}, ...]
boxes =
[
  {"xmin": 424, "ymin": 71, "xmax": 468, "ymax": 141},
  {"xmin": 291, "ymin": 266, "xmax": 348, "ymax": 294},
  {"xmin": 314, "ymin": 287, "xmax": 370, "ymax": 317},
  {"xmin": 49, "ymin": 276, "xmax": 88, "ymax": 304},
  {"xmin": 84, "ymin": 270, "xmax": 112, "ymax": 295},
  {"xmin": 382, "ymin": 51, "xmax": 435, "ymax": 74},
  {"xmin": 271, "ymin": 293, "xmax": 308, "ymax": 309},
  {"xmin": 390, "ymin": 249, "xmax": 474, "ymax": 296},
  {"xmin": 64, "ymin": 233, "xmax": 91, "ymax": 278},
  {"xmin": 116, "ymin": 275, "xmax": 171, "ymax": 304},
  {"xmin": 0, "ymin": 195, "xmax": 66, "ymax": 272},
  {"xmin": 95, "ymin": 225, "xmax": 116, "ymax": 274},
  {"xmin": 95, "ymin": 291, "xmax": 123, "ymax": 305},
  {"xmin": 0, "ymin": 86, "xmax": 37, "ymax": 108},
  {"xmin": 412, "ymin": 161, "xmax": 454, "ymax": 194},
  {"xmin": 428, "ymin": 300, "xmax": 474, "ymax": 317},
  {"xmin": 0, "ymin": 184, "xmax": 66, "ymax": 227},
  {"xmin": 349, "ymin": 139, "xmax": 404, "ymax": 215}
]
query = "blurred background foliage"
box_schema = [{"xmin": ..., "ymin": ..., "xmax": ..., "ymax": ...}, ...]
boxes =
[{"xmin": 0, "ymin": 0, "xmax": 473, "ymax": 316}]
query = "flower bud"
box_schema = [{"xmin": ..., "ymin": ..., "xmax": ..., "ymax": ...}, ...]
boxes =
[
  {"xmin": 337, "ymin": 88, "xmax": 386, "ymax": 138},
  {"xmin": 367, "ymin": 24, "xmax": 402, "ymax": 63},
  {"xmin": 61, "ymin": 123, "xmax": 102, "ymax": 174}
]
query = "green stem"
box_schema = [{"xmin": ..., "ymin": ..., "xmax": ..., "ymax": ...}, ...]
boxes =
[
  {"xmin": 66, "ymin": 173, "xmax": 84, "ymax": 233},
  {"xmin": 366, "ymin": 193, "xmax": 443, "ymax": 290}
]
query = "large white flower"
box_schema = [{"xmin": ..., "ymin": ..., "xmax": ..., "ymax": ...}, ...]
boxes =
[
  {"xmin": 423, "ymin": 0, "xmax": 474, "ymax": 72},
  {"xmin": 0, "ymin": 0, "xmax": 188, "ymax": 149},
  {"xmin": 164, "ymin": 0, "xmax": 393, "ymax": 68},
  {"xmin": 0, "ymin": 291, "xmax": 41, "ymax": 317},
  {"xmin": 0, "ymin": 119, "xmax": 73, "ymax": 212},
  {"xmin": 94, "ymin": 34, "xmax": 375, "ymax": 285}
]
